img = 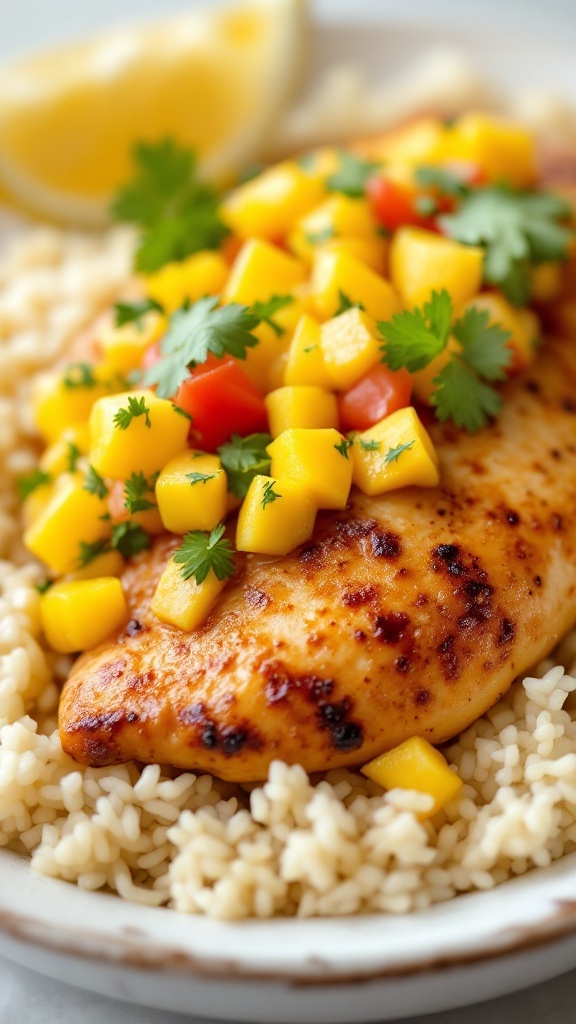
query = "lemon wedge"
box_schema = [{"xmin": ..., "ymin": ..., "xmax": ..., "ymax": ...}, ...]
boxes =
[{"xmin": 0, "ymin": 0, "xmax": 308, "ymax": 226}]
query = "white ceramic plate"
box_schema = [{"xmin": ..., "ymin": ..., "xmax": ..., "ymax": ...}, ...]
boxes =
[{"xmin": 2, "ymin": 7, "xmax": 576, "ymax": 1021}]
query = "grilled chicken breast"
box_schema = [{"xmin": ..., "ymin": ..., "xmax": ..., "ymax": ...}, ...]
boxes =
[{"xmin": 59, "ymin": 334, "xmax": 576, "ymax": 780}]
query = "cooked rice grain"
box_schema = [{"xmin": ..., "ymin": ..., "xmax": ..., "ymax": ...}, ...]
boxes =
[{"xmin": 1, "ymin": 224, "xmax": 576, "ymax": 918}]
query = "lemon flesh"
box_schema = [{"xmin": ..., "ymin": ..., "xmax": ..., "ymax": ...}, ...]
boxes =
[{"xmin": 0, "ymin": 0, "xmax": 308, "ymax": 225}]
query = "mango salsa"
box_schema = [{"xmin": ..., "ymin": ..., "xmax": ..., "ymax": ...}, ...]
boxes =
[
  {"xmin": 390, "ymin": 227, "xmax": 484, "ymax": 309},
  {"xmin": 265, "ymin": 385, "xmax": 339, "ymax": 437},
  {"xmin": 284, "ymin": 314, "xmax": 333, "ymax": 388},
  {"xmin": 311, "ymin": 248, "xmax": 400, "ymax": 322},
  {"xmin": 361, "ymin": 736, "xmax": 463, "ymax": 818},
  {"xmin": 223, "ymin": 238, "xmax": 306, "ymax": 306},
  {"xmin": 220, "ymin": 160, "xmax": 325, "ymax": 241},
  {"xmin": 24, "ymin": 474, "xmax": 111, "ymax": 575},
  {"xmin": 89, "ymin": 389, "xmax": 189, "ymax": 478},
  {"xmin": 236, "ymin": 475, "xmax": 317, "ymax": 556},
  {"xmin": 156, "ymin": 451, "xmax": 227, "ymax": 534},
  {"xmin": 267, "ymin": 428, "xmax": 353, "ymax": 509},
  {"xmin": 33, "ymin": 365, "xmax": 118, "ymax": 445},
  {"xmin": 144, "ymin": 251, "xmax": 228, "ymax": 313},
  {"xmin": 40, "ymin": 577, "xmax": 128, "ymax": 653},
  {"xmin": 151, "ymin": 556, "xmax": 227, "ymax": 631},
  {"xmin": 99, "ymin": 312, "xmax": 166, "ymax": 374},
  {"xmin": 352, "ymin": 407, "xmax": 439, "ymax": 496},
  {"xmin": 38, "ymin": 424, "xmax": 91, "ymax": 477},
  {"xmin": 320, "ymin": 308, "xmax": 381, "ymax": 390}
]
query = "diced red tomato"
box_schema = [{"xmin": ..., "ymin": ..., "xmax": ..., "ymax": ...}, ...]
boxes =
[
  {"xmin": 175, "ymin": 355, "xmax": 268, "ymax": 451},
  {"xmin": 366, "ymin": 176, "xmax": 438, "ymax": 233},
  {"xmin": 338, "ymin": 364, "xmax": 412, "ymax": 432}
]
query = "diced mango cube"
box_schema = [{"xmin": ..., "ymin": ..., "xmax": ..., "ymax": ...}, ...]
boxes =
[
  {"xmin": 241, "ymin": 290, "xmax": 307, "ymax": 393},
  {"xmin": 410, "ymin": 339, "xmax": 461, "ymax": 405},
  {"xmin": 390, "ymin": 227, "xmax": 484, "ymax": 309},
  {"xmin": 99, "ymin": 312, "xmax": 166, "ymax": 373},
  {"xmin": 447, "ymin": 113, "xmax": 537, "ymax": 188},
  {"xmin": 288, "ymin": 195, "xmax": 379, "ymax": 265},
  {"xmin": 39, "ymin": 424, "xmax": 91, "ymax": 477},
  {"xmin": 236, "ymin": 475, "xmax": 317, "ymax": 556},
  {"xmin": 156, "ymin": 452, "xmax": 227, "ymax": 534},
  {"xmin": 284, "ymin": 314, "xmax": 333, "ymax": 388},
  {"xmin": 267, "ymin": 428, "xmax": 353, "ymax": 510},
  {"xmin": 40, "ymin": 577, "xmax": 128, "ymax": 653},
  {"xmin": 265, "ymin": 386, "xmax": 338, "ymax": 438},
  {"xmin": 33, "ymin": 364, "xmax": 119, "ymax": 445},
  {"xmin": 89, "ymin": 389, "xmax": 189, "ymax": 478},
  {"xmin": 320, "ymin": 308, "xmax": 382, "ymax": 390},
  {"xmin": 296, "ymin": 147, "xmax": 340, "ymax": 185},
  {"xmin": 151, "ymin": 557, "xmax": 227, "ymax": 632},
  {"xmin": 24, "ymin": 474, "xmax": 111, "ymax": 575},
  {"xmin": 311, "ymin": 248, "xmax": 400, "ymax": 322},
  {"xmin": 66, "ymin": 550, "xmax": 125, "ymax": 581},
  {"xmin": 352, "ymin": 407, "xmax": 439, "ymax": 496},
  {"xmin": 321, "ymin": 236, "xmax": 388, "ymax": 275},
  {"xmin": 364, "ymin": 117, "xmax": 448, "ymax": 167},
  {"xmin": 143, "ymin": 251, "xmax": 229, "ymax": 313},
  {"xmin": 21, "ymin": 481, "xmax": 54, "ymax": 530},
  {"xmin": 220, "ymin": 161, "xmax": 325, "ymax": 240},
  {"xmin": 361, "ymin": 736, "xmax": 463, "ymax": 817},
  {"xmin": 223, "ymin": 239, "xmax": 306, "ymax": 306}
]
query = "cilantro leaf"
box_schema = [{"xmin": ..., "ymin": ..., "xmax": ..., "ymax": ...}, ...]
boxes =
[
  {"xmin": 327, "ymin": 151, "xmax": 380, "ymax": 197},
  {"xmin": 360, "ymin": 439, "xmax": 380, "ymax": 451},
  {"xmin": 305, "ymin": 225, "xmax": 335, "ymax": 246},
  {"xmin": 66, "ymin": 442, "xmax": 81, "ymax": 473},
  {"xmin": 111, "ymin": 138, "xmax": 228, "ymax": 272},
  {"xmin": 111, "ymin": 521, "xmax": 151, "ymax": 558},
  {"xmin": 114, "ymin": 297, "xmax": 164, "ymax": 329},
  {"xmin": 251, "ymin": 295, "xmax": 293, "ymax": 338},
  {"xmin": 334, "ymin": 438, "xmax": 353, "ymax": 459},
  {"xmin": 385, "ymin": 440, "xmax": 415, "ymax": 463},
  {"xmin": 378, "ymin": 289, "xmax": 452, "ymax": 372},
  {"xmin": 415, "ymin": 165, "xmax": 469, "ymax": 197},
  {"xmin": 186, "ymin": 471, "xmax": 219, "ymax": 486},
  {"xmin": 124, "ymin": 472, "xmax": 157, "ymax": 514},
  {"xmin": 62, "ymin": 362, "xmax": 98, "ymax": 389},
  {"xmin": 144, "ymin": 297, "xmax": 260, "ymax": 399},
  {"xmin": 113, "ymin": 395, "xmax": 152, "ymax": 430},
  {"xmin": 440, "ymin": 185, "xmax": 572, "ymax": 304},
  {"xmin": 83, "ymin": 465, "xmax": 109, "ymax": 500},
  {"xmin": 77, "ymin": 538, "xmax": 109, "ymax": 568},
  {"xmin": 17, "ymin": 469, "xmax": 51, "ymax": 501},
  {"xmin": 431, "ymin": 360, "xmax": 503, "ymax": 433},
  {"xmin": 217, "ymin": 433, "xmax": 272, "ymax": 499},
  {"xmin": 261, "ymin": 480, "xmax": 281, "ymax": 508},
  {"xmin": 452, "ymin": 307, "xmax": 512, "ymax": 381},
  {"xmin": 173, "ymin": 523, "xmax": 235, "ymax": 584},
  {"xmin": 336, "ymin": 290, "xmax": 365, "ymax": 317},
  {"xmin": 35, "ymin": 578, "xmax": 54, "ymax": 595}
]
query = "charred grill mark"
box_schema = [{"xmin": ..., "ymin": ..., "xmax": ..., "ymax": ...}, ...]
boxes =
[
  {"xmin": 179, "ymin": 702, "xmax": 260, "ymax": 756},
  {"xmin": 244, "ymin": 587, "xmax": 271, "ymax": 609},
  {"xmin": 374, "ymin": 612, "xmax": 411, "ymax": 644},
  {"xmin": 370, "ymin": 530, "xmax": 402, "ymax": 559},
  {"xmin": 298, "ymin": 543, "xmax": 322, "ymax": 564},
  {"xmin": 331, "ymin": 722, "xmax": 364, "ymax": 752},
  {"xmin": 395, "ymin": 656, "xmax": 411, "ymax": 674},
  {"xmin": 498, "ymin": 618, "xmax": 516, "ymax": 645},
  {"xmin": 437, "ymin": 634, "xmax": 459, "ymax": 681},
  {"xmin": 125, "ymin": 619, "xmax": 144, "ymax": 636},
  {"xmin": 414, "ymin": 687, "xmax": 432, "ymax": 706},
  {"xmin": 96, "ymin": 659, "xmax": 126, "ymax": 686},
  {"xmin": 342, "ymin": 585, "xmax": 378, "ymax": 607},
  {"xmin": 505, "ymin": 510, "xmax": 520, "ymax": 526}
]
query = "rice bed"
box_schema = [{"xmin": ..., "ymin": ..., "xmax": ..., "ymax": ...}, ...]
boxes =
[{"xmin": 1, "ymin": 225, "xmax": 576, "ymax": 919}]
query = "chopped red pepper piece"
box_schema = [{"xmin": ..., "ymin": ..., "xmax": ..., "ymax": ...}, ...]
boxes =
[
  {"xmin": 366, "ymin": 177, "xmax": 438, "ymax": 233},
  {"xmin": 338, "ymin": 363, "xmax": 412, "ymax": 432},
  {"xmin": 175, "ymin": 355, "xmax": 268, "ymax": 451}
]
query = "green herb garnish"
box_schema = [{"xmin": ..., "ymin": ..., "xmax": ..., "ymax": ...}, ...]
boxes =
[
  {"xmin": 327, "ymin": 151, "xmax": 380, "ymax": 197},
  {"xmin": 83, "ymin": 465, "xmax": 109, "ymax": 500},
  {"xmin": 217, "ymin": 433, "xmax": 272, "ymax": 499},
  {"xmin": 123, "ymin": 472, "xmax": 157, "ymax": 514},
  {"xmin": 251, "ymin": 295, "xmax": 293, "ymax": 338},
  {"xmin": 173, "ymin": 522, "xmax": 235, "ymax": 584},
  {"xmin": 113, "ymin": 395, "xmax": 152, "ymax": 430},
  {"xmin": 114, "ymin": 297, "xmax": 164, "ymax": 329},
  {"xmin": 17, "ymin": 469, "xmax": 51, "ymax": 502}
]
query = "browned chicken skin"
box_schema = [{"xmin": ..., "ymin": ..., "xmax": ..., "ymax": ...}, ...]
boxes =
[{"xmin": 59, "ymin": 335, "xmax": 576, "ymax": 780}]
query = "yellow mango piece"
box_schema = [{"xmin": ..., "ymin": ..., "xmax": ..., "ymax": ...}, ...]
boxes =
[
  {"xmin": 223, "ymin": 238, "xmax": 306, "ymax": 306},
  {"xmin": 89, "ymin": 389, "xmax": 189, "ymax": 479},
  {"xmin": 288, "ymin": 194, "xmax": 379, "ymax": 265},
  {"xmin": 156, "ymin": 451, "xmax": 227, "ymax": 534},
  {"xmin": 322, "ymin": 236, "xmax": 388, "ymax": 275},
  {"xmin": 220, "ymin": 160, "xmax": 325, "ymax": 240},
  {"xmin": 265, "ymin": 386, "xmax": 338, "ymax": 438},
  {"xmin": 459, "ymin": 292, "xmax": 538, "ymax": 374},
  {"xmin": 311, "ymin": 248, "xmax": 400, "ymax": 322},
  {"xmin": 143, "ymin": 251, "xmax": 229, "ymax": 313},
  {"xmin": 267, "ymin": 428, "xmax": 352, "ymax": 510},
  {"xmin": 241, "ymin": 291, "xmax": 307, "ymax": 393},
  {"xmin": 410, "ymin": 338, "xmax": 461, "ymax": 405},
  {"xmin": 284, "ymin": 314, "xmax": 333, "ymax": 388},
  {"xmin": 390, "ymin": 227, "xmax": 484, "ymax": 309},
  {"xmin": 295, "ymin": 147, "xmax": 340, "ymax": 185},
  {"xmin": 352, "ymin": 407, "xmax": 439, "ymax": 496},
  {"xmin": 33, "ymin": 364, "xmax": 120, "ymax": 445},
  {"xmin": 361, "ymin": 736, "xmax": 463, "ymax": 818},
  {"xmin": 447, "ymin": 113, "xmax": 537, "ymax": 188},
  {"xmin": 39, "ymin": 424, "xmax": 91, "ymax": 477},
  {"xmin": 365, "ymin": 117, "xmax": 448, "ymax": 167},
  {"xmin": 66, "ymin": 549, "xmax": 125, "ymax": 581},
  {"xmin": 151, "ymin": 557, "xmax": 227, "ymax": 632},
  {"xmin": 41, "ymin": 577, "xmax": 127, "ymax": 653},
  {"xmin": 531, "ymin": 262, "xmax": 563, "ymax": 302},
  {"xmin": 24, "ymin": 474, "xmax": 111, "ymax": 575},
  {"xmin": 268, "ymin": 351, "xmax": 289, "ymax": 392},
  {"xmin": 320, "ymin": 307, "xmax": 382, "ymax": 390},
  {"xmin": 21, "ymin": 482, "xmax": 54, "ymax": 530},
  {"xmin": 236, "ymin": 475, "xmax": 316, "ymax": 556},
  {"xmin": 99, "ymin": 312, "xmax": 166, "ymax": 373}
]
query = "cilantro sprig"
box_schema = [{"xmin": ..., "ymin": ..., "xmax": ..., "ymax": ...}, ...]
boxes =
[
  {"xmin": 173, "ymin": 523, "xmax": 235, "ymax": 584},
  {"xmin": 379, "ymin": 289, "xmax": 512, "ymax": 432},
  {"xmin": 251, "ymin": 295, "xmax": 293, "ymax": 338},
  {"xmin": 111, "ymin": 139, "xmax": 228, "ymax": 272},
  {"xmin": 114, "ymin": 297, "xmax": 164, "ymax": 329},
  {"xmin": 261, "ymin": 480, "xmax": 281, "ymax": 508},
  {"xmin": 113, "ymin": 396, "xmax": 152, "ymax": 430},
  {"xmin": 385, "ymin": 440, "xmax": 415, "ymax": 463},
  {"xmin": 327, "ymin": 151, "xmax": 380, "ymax": 197},
  {"xmin": 123, "ymin": 472, "xmax": 157, "ymax": 514},
  {"xmin": 62, "ymin": 362, "xmax": 98, "ymax": 390},
  {"xmin": 335, "ymin": 290, "xmax": 365, "ymax": 317},
  {"xmin": 17, "ymin": 469, "xmax": 52, "ymax": 501},
  {"xmin": 217, "ymin": 433, "xmax": 272, "ymax": 499},
  {"xmin": 83, "ymin": 465, "xmax": 109, "ymax": 500},
  {"xmin": 440, "ymin": 185, "xmax": 573, "ymax": 304},
  {"xmin": 144, "ymin": 296, "xmax": 260, "ymax": 399}
]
